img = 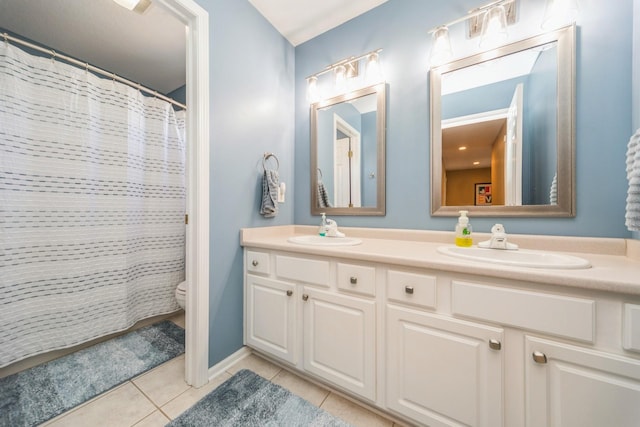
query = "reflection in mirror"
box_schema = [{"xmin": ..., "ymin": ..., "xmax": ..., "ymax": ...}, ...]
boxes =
[
  {"xmin": 311, "ymin": 83, "xmax": 386, "ymax": 216},
  {"xmin": 431, "ymin": 25, "xmax": 575, "ymax": 217}
]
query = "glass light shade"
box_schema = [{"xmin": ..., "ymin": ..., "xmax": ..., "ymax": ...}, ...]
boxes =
[
  {"xmin": 542, "ymin": 0, "xmax": 579, "ymax": 29},
  {"xmin": 479, "ymin": 5, "xmax": 508, "ymax": 49},
  {"xmin": 365, "ymin": 52, "xmax": 383, "ymax": 84},
  {"xmin": 112, "ymin": 0, "xmax": 140, "ymax": 10},
  {"xmin": 430, "ymin": 26, "xmax": 453, "ymax": 67},
  {"xmin": 307, "ymin": 76, "xmax": 320, "ymax": 103},
  {"xmin": 334, "ymin": 64, "xmax": 347, "ymax": 93}
]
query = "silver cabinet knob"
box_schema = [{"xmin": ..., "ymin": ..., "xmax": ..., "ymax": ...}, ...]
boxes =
[
  {"xmin": 286, "ymin": 290, "xmax": 293, "ymax": 297},
  {"xmin": 251, "ymin": 260, "xmax": 258, "ymax": 267},
  {"xmin": 489, "ymin": 339, "xmax": 501, "ymax": 350},
  {"xmin": 302, "ymin": 294, "xmax": 309, "ymax": 301},
  {"xmin": 350, "ymin": 277, "xmax": 358, "ymax": 285},
  {"xmin": 405, "ymin": 286, "xmax": 414, "ymax": 294},
  {"xmin": 532, "ymin": 351, "xmax": 548, "ymax": 364}
]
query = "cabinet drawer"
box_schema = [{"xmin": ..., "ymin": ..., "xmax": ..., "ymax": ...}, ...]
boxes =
[
  {"xmin": 276, "ymin": 255, "xmax": 330, "ymax": 287},
  {"xmin": 246, "ymin": 250, "xmax": 270, "ymax": 275},
  {"xmin": 337, "ymin": 263, "xmax": 376, "ymax": 296},
  {"xmin": 452, "ymin": 281, "xmax": 595, "ymax": 342},
  {"xmin": 387, "ymin": 270, "xmax": 436, "ymax": 310},
  {"xmin": 624, "ymin": 304, "xmax": 640, "ymax": 353}
]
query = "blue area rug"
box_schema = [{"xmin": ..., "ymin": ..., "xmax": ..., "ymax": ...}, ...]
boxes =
[
  {"xmin": 167, "ymin": 369, "xmax": 353, "ymax": 426},
  {"xmin": 0, "ymin": 320, "xmax": 184, "ymax": 427}
]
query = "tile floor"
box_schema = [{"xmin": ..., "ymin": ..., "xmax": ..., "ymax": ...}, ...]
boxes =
[{"xmin": 39, "ymin": 313, "xmax": 404, "ymax": 427}]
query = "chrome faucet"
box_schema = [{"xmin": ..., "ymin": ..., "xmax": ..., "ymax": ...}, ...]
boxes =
[{"xmin": 478, "ymin": 224, "xmax": 518, "ymax": 250}]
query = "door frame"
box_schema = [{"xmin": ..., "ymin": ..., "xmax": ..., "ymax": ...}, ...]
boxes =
[{"xmin": 157, "ymin": 0, "xmax": 210, "ymax": 388}]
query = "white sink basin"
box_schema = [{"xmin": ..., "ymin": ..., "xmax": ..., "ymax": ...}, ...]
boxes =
[
  {"xmin": 288, "ymin": 235, "xmax": 363, "ymax": 246},
  {"xmin": 437, "ymin": 245, "xmax": 591, "ymax": 269}
]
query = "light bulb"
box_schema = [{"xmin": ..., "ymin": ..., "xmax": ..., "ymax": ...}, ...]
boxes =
[
  {"xmin": 479, "ymin": 6, "xmax": 508, "ymax": 49},
  {"xmin": 334, "ymin": 65, "xmax": 347, "ymax": 94},
  {"xmin": 365, "ymin": 52, "xmax": 383, "ymax": 84},
  {"xmin": 430, "ymin": 26, "xmax": 453, "ymax": 67},
  {"xmin": 307, "ymin": 76, "xmax": 320, "ymax": 104}
]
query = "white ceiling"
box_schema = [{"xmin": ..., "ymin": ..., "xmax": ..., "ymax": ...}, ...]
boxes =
[
  {"xmin": 248, "ymin": 0, "xmax": 388, "ymax": 46},
  {"xmin": 0, "ymin": 0, "xmax": 387, "ymax": 96},
  {"xmin": 0, "ymin": 0, "xmax": 186, "ymax": 94}
]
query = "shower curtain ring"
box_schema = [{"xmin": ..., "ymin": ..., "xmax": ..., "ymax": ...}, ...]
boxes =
[{"xmin": 3, "ymin": 33, "xmax": 8, "ymax": 45}]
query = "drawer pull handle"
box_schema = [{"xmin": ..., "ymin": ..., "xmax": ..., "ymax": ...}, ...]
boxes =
[
  {"xmin": 286, "ymin": 290, "xmax": 293, "ymax": 297},
  {"xmin": 302, "ymin": 294, "xmax": 309, "ymax": 301},
  {"xmin": 350, "ymin": 277, "xmax": 358, "ymax": 285},
  {"xmin": 251, "ymin": 260, "xmax": 259, "ymax": 267},
  {"xmin": 532, "ymin": 351, "xmax": 548, "ymax": 364},
  {"xmin": 489, "ymin": 339, "xmax": 501, "ymax": 350},
  {"xmin": 405, "ymin": 286, "xmax": 414, "ymax": 294}
]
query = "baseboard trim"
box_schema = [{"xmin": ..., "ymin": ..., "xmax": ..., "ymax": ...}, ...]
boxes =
[{"xmin": 207, "ymin": 346, "xmax": 252, "ymax": 381}]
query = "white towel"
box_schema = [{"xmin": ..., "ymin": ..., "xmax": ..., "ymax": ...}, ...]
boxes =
[
  {"xmin": 625, "ymin": 128, "xmax": 640, "ymax": 231},
  {"xmin": 260, "ymin": 169, "xmax": 279, "ymax": 218}
]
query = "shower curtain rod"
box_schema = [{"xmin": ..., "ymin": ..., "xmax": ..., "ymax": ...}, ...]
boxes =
[{"xmin": 2, "ymin": 32, "xmax": 187, "ymax": 110}]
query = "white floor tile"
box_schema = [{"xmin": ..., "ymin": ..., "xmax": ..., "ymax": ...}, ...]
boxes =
[
  {"xmin": 132, "ymin": 410, "xmax": 170, "ymax": 427},
  {"xmin": 161, "ymin": 372, "xmax": 231, "ymax": 420},
  {"xmin": 132, "ymin": 355, "xmax": 190, "ymax": 406},
  {"xmin": 45, "ymin": 383, "xmax": 156, "ymax": 427},
  {"xmin": 320, "ymin": 393, "xmax": 394, "ymax": 427},
  {"xmin": 225, "ymin": 353, "xmax": 282, "ymax": 380},
  {"xmin": 271, "ymin": 369, "xmax": 330, "ymax": 407}
]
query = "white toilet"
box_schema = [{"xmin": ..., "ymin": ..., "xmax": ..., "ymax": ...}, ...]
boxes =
[{"xmin": 175, "ymin": 281, "xmax": 187, "ymax": 310}]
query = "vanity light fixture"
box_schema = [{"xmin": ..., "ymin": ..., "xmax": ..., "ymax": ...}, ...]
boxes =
[
  {"xmin": 306, "ymin": 48, "xmax": 383, "ymax": 103},
  {"xmin": 429, "ymin": 26, "xmax": 453, "ymax": 67},
  {"xmin": 112, "ymin": 0, "xmax": 152, "ymax": 13},
  {"xmin": 306, "ymin": 76, "xmax": 320, "ymax": 103},
  {"xmin": 364, "ymin": 52, "xmax": 383, "ymax": 85},
  {"xmin": 428, "ymin": 0, "xmax": 517, "ymax": 67},
  {"xmin": 541, "ymin": 0, "xmax": 580, "ymax": 30},
  {"xmin": 479, "ymin": 5, "xmax": 509, "ymax": 48}
]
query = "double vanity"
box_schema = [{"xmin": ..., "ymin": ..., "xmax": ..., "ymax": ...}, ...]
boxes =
[{"xmin": 242, "ymin": 225, "xmax": 640, "ymax": 426}]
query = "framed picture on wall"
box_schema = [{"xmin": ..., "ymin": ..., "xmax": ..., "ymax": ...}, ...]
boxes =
[{"xmin": 475, "ymin": 183, "xmax": 492, "ymax": 206}]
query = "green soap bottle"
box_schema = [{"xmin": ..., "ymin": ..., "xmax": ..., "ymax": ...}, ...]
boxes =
[{"xmin": 455, "ymin": 210, "xmax": 473, "ymax": 247}]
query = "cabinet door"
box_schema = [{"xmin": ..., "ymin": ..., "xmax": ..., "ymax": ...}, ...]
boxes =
[
  {"xmin": 302, "ymin": 287, "xmax": 376, "ymax": 401},
  {"xmin": 525, "ymin": 336, "xmax": 640, "ymax": 427},
  {"xmin": 387, "ymin": 305, "xmax": 504, "ymax": 427},
  {"xmin": 245, "ymin": 275, "xmax": 297, "ymax": 364}
]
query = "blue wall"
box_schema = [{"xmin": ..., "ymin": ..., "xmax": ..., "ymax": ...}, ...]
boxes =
[
  {"xmin": 197, "ymin": 0, "xmax": 295, "ymax": 366},
  {"xmin": 294, "ymin": 0, "xmax": 634, "ymax": 238}
]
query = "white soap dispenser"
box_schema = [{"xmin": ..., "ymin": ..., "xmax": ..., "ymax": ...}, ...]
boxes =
[{"xmin": 455, "ymin": 210, "xmax": 473, "ymax": 247}]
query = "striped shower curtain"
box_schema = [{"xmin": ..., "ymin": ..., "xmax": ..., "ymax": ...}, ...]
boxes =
[{"xmin": 0, "ymin": 42, "xmax": 186, "ymax": 367}]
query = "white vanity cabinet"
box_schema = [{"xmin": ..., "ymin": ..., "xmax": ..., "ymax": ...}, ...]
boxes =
[
  {"xmin": 245, "ymin": 274, "xmax": 297, "ymax": 364},
  {"xmin": 243, "ymin": 244, "xmax": 640, "ymax": 427},
  {"xmin": 386, "ymin": 305, "xmax": 504, "ymax": 427},
  {"xmin": 302, "ymin": 287, "xmax": 376, "ymax": 400},
  {"xmin": 243, "ymin": 250, "xmax": 377, "ymax": 402},
  {"xmin": 525, "ymin": 336, "xmax": 640, "ymax": 427}
]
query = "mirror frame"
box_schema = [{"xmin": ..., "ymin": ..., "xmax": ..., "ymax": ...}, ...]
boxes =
[
  {"xmin": 430, "ymin": 24, "xmax": 576, "ymax": 217},
  {"xmin": 311, "ymin": 83, "xmax": 386, "ymax": 216}
]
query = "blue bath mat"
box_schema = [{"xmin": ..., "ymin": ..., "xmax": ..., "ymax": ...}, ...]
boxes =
[
  {"xmin": 167, "ymin": 369, "xmax": 352, "ymax": 426},
  {"xmin": 0, "ymin": 320, "xmax": 184, "ymax": 427}
]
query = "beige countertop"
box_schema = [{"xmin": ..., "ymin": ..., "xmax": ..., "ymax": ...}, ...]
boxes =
[{"xmin": 241, "ymin": 225, "xmax": 640, "ymax": 296}]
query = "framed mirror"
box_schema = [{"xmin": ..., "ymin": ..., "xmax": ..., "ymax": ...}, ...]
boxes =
[
  {"xmin": 311, "ymin": 83, "xmax": 386, "ymax": 216},
  {"xmin": 430, "ymin": 24, "xmax": 575, "ymax": 217}
]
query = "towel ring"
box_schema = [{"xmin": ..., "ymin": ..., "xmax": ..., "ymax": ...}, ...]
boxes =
[{"xmin": 263, "ymin": 152, "xmax": 280, "ymax": 171}]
